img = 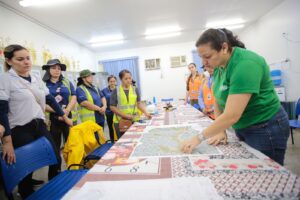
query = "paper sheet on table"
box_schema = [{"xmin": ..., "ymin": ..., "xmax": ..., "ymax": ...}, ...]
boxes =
[{"xmin": 68, "ymin": 177, "xmax": 223, "ymax": 200}]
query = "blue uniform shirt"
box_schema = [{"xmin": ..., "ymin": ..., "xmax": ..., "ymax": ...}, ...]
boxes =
[
  {"xmin": 76, "ymin": 84, "xmax": 105, "ymax": 126},
  {"xmin": 46, "ymin": 78, "xmax": 75, "ymax": 107},
  {"xmin": 101, "ymin": 87, "xmax": 114, "ymax": 115}
]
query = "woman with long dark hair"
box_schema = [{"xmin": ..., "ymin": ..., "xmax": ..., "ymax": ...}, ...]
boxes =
[{"xmin": 0, "ymin": 44, "xmax": 72, "ymax": 198}]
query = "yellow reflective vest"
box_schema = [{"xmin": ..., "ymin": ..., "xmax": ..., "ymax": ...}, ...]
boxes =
[
  {"xmin": 78, "ymin": 85, "xmax": 101, "ymax": 123},
  {"xmin": 113, "ymin": 85, "xmax": 139, "ymax": 123}
]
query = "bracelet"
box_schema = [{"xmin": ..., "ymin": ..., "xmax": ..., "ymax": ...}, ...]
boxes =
[{"xmin": 198, "ymin": 132, "xmax": 207, "ymax": 141}]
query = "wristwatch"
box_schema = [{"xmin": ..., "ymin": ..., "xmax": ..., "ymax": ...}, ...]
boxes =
[{"xmin": 198, "ymin": 132, "xmax": 207, "ymax": 141}]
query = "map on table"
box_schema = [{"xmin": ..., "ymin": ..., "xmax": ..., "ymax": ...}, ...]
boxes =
[{"xmin": 131, "ymin": 125, "xmax": 222, "ymax": 157}]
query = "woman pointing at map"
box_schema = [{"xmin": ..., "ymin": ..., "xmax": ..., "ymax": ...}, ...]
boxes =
[{"xmin": 181, "ymin": 28, "xmax": 290, "ymax": 165}]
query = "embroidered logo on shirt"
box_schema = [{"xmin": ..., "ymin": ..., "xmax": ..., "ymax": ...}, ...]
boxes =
[{"xmin": 220, "ymin": 85, "xmax": 228, "ymax": 91}]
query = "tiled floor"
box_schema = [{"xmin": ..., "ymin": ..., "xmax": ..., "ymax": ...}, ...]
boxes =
[{"xmin": 1, "ymin": 129, "xmax": 300, "ymax": 200}]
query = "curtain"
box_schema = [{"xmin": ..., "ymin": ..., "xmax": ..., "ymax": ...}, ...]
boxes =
[
  {"xmin": 99, "ymin": 56, "xmax": 141, "ymax": 92},
  {"xmin": 192, "ymin": 50, "xmax": 203, "ymax": 72}
]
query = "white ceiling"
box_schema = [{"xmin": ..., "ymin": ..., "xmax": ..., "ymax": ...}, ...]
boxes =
[{"xmin": 1, "ymin": 0, "xmax": 283, "ymax": 52}]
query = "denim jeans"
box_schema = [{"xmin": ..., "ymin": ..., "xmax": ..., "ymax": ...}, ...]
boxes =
[{"xmin": 235, "ymin": 107, "xmax": 290, "ymax": 165}]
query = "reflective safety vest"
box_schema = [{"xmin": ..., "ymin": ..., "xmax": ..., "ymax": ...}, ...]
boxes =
[
  {"xmin": 113, "ymin": 85, "xmax": 139, "ymax": 123},
  {"xmin": 202, "ymin": 77, "xmax": 215, "ymax": 119},
  {"xmin": 61, "ymin": 78, "xmax": 78, "ymax": 124},
  {"xmin": 78, "ymin": 85, "xmax": 100, "ymax": 123},
  {"xmin": 188, "ymin": 74, "xmax": 204, "ymax": 100}
]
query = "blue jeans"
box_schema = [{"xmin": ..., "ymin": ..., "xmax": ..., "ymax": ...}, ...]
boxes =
[{"xmin": 235, "ymin": 107, "xmax": 290, "ymax": 165}]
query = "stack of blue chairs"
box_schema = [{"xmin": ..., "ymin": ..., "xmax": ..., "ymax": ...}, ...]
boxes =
[{"xmin": 0, "ymin": 137, "xmax": 88, "ymax": 200}]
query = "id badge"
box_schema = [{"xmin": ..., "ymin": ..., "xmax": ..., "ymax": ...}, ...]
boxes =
[{"xmin": 55, "ymin": 95, "xmax": 63, "ymax": 103}]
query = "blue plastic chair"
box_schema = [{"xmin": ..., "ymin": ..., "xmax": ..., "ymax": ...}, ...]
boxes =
[
  {"xmin": 0, "ymin": 137, "xmax": 58, "ymax": 200},
  {"xmin": 83, "ymin": 132, "xmax": 113, "ymax": 165},
  {"xmin": 26, "ymin": 169, "xmax": 87, "ymax": 200},
  {"xmin": 0, "ymin": 137, "xmax": 88, "ymax": 200},
  {"xmin": 83, "ymin": 142, "xmax": 114, "ymax": 165},
  {"xmin": 289, "ymin": 98, "xmax": 300, "ymax": 144}
]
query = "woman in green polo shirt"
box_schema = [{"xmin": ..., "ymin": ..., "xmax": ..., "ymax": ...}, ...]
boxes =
[{"xmin": 182, "ymin": 28, "xmax": 290, "ymax": 165}]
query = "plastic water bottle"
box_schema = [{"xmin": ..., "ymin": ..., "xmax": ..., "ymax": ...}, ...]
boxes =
[{"xmin": 153, "ymin": 96, "xmax": 156, "ymax": 105}]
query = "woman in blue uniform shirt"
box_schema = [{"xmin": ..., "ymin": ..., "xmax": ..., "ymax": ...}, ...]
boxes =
[
  {"xmin": 42, "ymin": 59, "xmax": 77, "ymax": 169},
  {"xmin": 76, "ymin": 69, "xmax": 107, "ymax": 129},
  {"xmin": 102, "ymin": 75, "xmax": 117, "ymax": 141}
]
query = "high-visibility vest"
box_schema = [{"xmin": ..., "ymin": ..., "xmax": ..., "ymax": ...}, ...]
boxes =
[
  {"xmin": 113, "ymin": 85, "xmax": 139, "ymax": 123},
  {"xmin": 61, "ymin": 78, "xmax": 78, "ymax": 124},
  {"xmin": 78, "ymin": 85, "xmax": 101, "ymax": 123},
  {"xmin": 202, "ymin": 77, "xmax": 215, "ymax": 119},
  {"xmin": 188, "ymin": 74, "xmax": 204, "ymax": 100}
]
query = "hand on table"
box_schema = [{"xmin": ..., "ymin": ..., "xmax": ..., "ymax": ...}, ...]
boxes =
[
  {"xmin": 145, "ymin": 113, "xmax": 152, "ymax": 119},
  {"xmin": 202, "ymin": 108, "xmax": 208, "ymax": 115},
  {"xmin": 207, "ymin": 131, "xmax": 228, "ymax": 146},
  {"xmin": 181, "ymin": 135, "xmax": 201, "ymax": 154}
]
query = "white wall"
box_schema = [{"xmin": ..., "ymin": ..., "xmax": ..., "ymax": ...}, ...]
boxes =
[
  {"xmin": 239, "ymin": 0, "xmax": 300, "ymax": 101},
  {"xmin": 0, "ymin": 5, "xmax": 96, "ymax": 71},
  {"xmin": 97, "ymin": 41, "xmax": 197, "ymax": 101}
]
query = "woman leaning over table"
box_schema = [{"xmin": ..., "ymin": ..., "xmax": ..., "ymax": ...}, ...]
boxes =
[{"xmin": 182, "ymin": 28, "xmax": 289, "ymax": 166}]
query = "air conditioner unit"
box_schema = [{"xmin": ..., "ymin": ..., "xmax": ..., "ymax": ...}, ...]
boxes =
[{"xmin": 170, "ymin": 55, "xmax": 187, "ymax": 68}]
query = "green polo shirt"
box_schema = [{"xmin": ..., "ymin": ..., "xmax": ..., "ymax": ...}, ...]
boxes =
[{"xmin": 213, "ymin": 47, "xmax": 280, "ymax": 130}]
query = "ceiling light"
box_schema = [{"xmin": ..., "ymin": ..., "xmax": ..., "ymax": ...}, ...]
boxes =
[
  {"xmin": 89, "ymin": 34, "xmax": 124, "ymax": 47},
  {"xmin": 89, "ymin": 34, "xmax": 124, "ymax": 44},
  {"xmin": 145, "ymin": 32, "xmax": 181, "ymax": 40},
  {"xmin": 19, "ymin": 0, "xmax": 75, "ymax": 7},
  {"xmin": 91, "ymin": 40, "xmax": 125, "ymax": 47},
  {"xmin": 145, "ymin": 25, "xmax": 182, "ymax": 40},
  {"xmin": 206, "ymin": 18, "xmax": 245, "ymax": 28},
  {"xmin": 145, "ymin": 25, "xmax": 182, "ymax": 35},
  {"xmin": 224, "ymin": 24, "xmax": 245, "ymax": 30}
]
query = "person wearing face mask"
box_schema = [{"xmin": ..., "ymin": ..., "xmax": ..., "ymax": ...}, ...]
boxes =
[
  {"xmin": 184, "ymin": 63, "xmax": 205, "ymax": 107},
  {"xmin": 76, "ymin": 69, "xmax": 107, "ymax": 129},
  {"xmin": 110, "ymin": 69, "xmax": 152, "ymax": 139},
  {"xmin": 198, "ymin": 64, "xmax": 215, "ymax": 119},
  {"xmin": 181, "ymin": 28, "xmax": 290, "ymax": 166},
  {"xmin": 0, "ymin": 44, "xmax": 72, "ymax": 198},
  {"xmin": 42, "ymin": 59, "xmax": 77, "ymax": 170}
]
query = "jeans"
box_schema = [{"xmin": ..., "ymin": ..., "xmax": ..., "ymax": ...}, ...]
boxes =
[{"xmin": 235, "ymin": 107, "xmax": 290, "ymax": 165}]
